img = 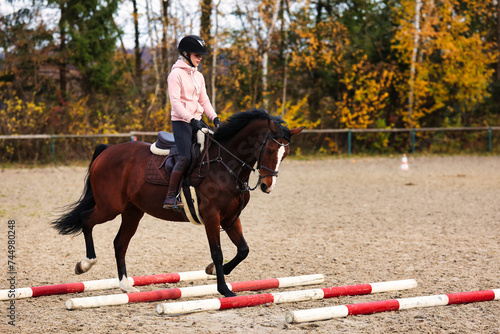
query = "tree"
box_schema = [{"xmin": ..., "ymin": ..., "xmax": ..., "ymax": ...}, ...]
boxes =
[
  {"xmin": 392, "ymin": 0, "xmax": 497, "ymax": 127},
  {"xmin": 408, "ymin": 0, "xmax": 422, "ymax": 121},
  {"xmin": 229, "ymin": 0, "xmax": 284, "ymax": 111},
  {"xmin": 211, "ymin": 0, "xmax": 222, "ymax": 110},
  {"xmin": 200, "ymin": 0, "xmax": 212, "ymax": 99},
  {"xmin": 261, "ymin": 0, "xmax": 281, "ymax": 110},
  {"xmin": 497, "ymin": 0, "xmax": 500, "ymax": 81},
  {"xmin": 145, "ymin": 0, "xmax": 161, "ymax": 115},
  {"xmin": 48, "ymin": 0, "xmax": 121, "ymax": 97},
  {"xmin": 0, "ymin": 6, "xmax": 56, "ymax": 102},
  {"xmin": 132, "ymin": 0, "xmax": 143, "ymax": 94},
  {"xmin": 160, "ymin": 0, "xmax": 171, "ymax": 108}
]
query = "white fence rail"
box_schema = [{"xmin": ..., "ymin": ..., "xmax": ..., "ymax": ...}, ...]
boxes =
[{"xmin": 1, "ymin": 127, "xmax": 499, "ymax": 158}]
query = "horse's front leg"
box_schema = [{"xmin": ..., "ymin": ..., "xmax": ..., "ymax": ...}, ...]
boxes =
[
  {"xmin": 206, "ymin": 218, "xmax": 249, "ymax": 276},
  {"xmin": 204, "ymin": 220, "xmax": 236, "ymax": 297}
]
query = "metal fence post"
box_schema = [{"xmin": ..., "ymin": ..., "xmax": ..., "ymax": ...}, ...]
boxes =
[
  {"xmin": 411, "ymin": 129, "xmax": 416, "ymax": 153},
  {"xmin": 488, "ymin": 127, "xmax": 492, "ymax": 152},
  {"xmin": 348, "ymin": 129, "xmax": 352, "ymax": 156},
  {"xmin": 51, "ymin": 135, "xmax": 55, "ymax": 160}
]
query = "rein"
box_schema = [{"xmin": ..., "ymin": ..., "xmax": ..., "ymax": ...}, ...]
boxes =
[
  {"xmin": 203, "ymin": 134, "xmax": 254, "ymax": 191},
  {"xmin": 202, "ymin": 132, "xmax": 288, "ymax": 231}
]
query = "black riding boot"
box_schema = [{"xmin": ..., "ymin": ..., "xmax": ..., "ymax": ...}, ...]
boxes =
[{"xmin": 163, "ymin": 156, "xmax": 188, "ymax": 210}]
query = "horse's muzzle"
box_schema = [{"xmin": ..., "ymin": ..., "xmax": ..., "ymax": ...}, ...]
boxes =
[{"xmin": 260, "ymin": 183, "xmax": 271, "ymax": 193}]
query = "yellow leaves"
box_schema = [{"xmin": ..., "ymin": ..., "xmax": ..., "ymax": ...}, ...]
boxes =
[
  {"xmin": 334, "ymin": 60, "xmax": 394, "ymax": 129},
  {"xmin": 276, "ymin": 96, "xmax": 320, "ymax": 129},
  {"xmin": 392, "ymin": 0, "xmax": 497, "ymax": 126},
  {"xmin": 0, "ymin": 97, "xmax": 48, "ymax": 136},
  {"xmin": 124, "ymin": 96, "xmax": 171, "ymax": 133},
  {"xmin": 290, "ymin": 18, "xmax": 350, "ymax": 73}
]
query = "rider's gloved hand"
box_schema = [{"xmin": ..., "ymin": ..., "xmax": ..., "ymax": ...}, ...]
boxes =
[
  {"xmin": 213, "ymin": 117, "xmax": 222, "ymax": 129},
  {"xmin": 190, "ymin": 118, "xmax": 203, "ymax": 131}
]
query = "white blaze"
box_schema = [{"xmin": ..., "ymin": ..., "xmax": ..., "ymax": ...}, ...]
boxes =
[{"xmin": 269, "ymin": 146, "xmax": 286, "ymax": 191}]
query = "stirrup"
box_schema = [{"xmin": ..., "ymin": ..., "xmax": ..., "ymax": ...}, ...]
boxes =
[{"xmin": 163, "ymin": 196, "xmax": 184, "ymax": 211}]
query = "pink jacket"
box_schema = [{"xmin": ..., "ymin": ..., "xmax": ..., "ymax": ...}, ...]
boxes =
[{"xmin": 168, "ymin": 59, "xmax": 217, "ymax": 123}]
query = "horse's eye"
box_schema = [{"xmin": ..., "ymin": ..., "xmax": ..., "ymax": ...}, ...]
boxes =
[{"xmin": 267, "ymin": 148, "xmax": 272, "ymax": 154}]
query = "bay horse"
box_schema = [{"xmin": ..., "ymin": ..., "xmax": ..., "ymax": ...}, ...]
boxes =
[{"xmin": 52, "ymin": 108, "xmax": 304, "ymax": 297}]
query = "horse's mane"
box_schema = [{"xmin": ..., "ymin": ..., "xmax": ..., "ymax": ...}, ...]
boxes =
[{"xmin": 214, "ymin": 108, "xmax": 290, "ymax": 142}]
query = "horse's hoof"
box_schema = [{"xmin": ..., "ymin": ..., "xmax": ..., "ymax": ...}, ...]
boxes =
[
  {"xmin": 205, "ymin": 263, "xmax": 216, "ymax": 275},
  {"xmin": 75, "ymin": 262, "xmax": 84, "ymax": 275},
  {"xmin": 119, "ymin": 276, "xmax": 140, "ymax": 293},
  {"xmin": 223, "ymin": 290, "xmax": 237, "ymax": 297},
  {"xmin": 123, "ymin": 286, "xmax": 140, "ymax": 293},
  {"xmin": 75, "ymin": 258, "xmax": 97, "ymax": 274}
]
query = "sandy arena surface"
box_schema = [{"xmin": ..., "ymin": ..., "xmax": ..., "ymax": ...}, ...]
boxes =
[{"xmin": 0, "ymin": 155, "xmax": 499, "ymax": 333}]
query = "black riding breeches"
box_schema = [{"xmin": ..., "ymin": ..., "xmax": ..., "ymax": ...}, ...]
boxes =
[{"xmin": 172, "ymin": 120, "xmax": 194, "ymax": 166}]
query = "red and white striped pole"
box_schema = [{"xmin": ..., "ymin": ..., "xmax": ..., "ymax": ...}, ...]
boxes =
[
  {"xmin": 66, "ymin": 274, "xmax": 324, "ymax": 309},
  {"xmin": 0, "ymin": 270, "xmax": 213, "ymax": 300},
  {"xmin": 156, "ymin": 279, "xmax": 417, "ymax": 315},
  {"xmin": 286, "ymin": 289, "xmax": 500, "ymax": 323}
]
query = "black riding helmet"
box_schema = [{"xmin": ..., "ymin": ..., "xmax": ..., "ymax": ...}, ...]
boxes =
[{"xmin": 178, "ymin": 35, "xmax": 209, "ymax": 67}]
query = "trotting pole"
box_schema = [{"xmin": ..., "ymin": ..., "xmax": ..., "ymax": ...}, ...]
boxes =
[
  {"xmin": 156, "ymin": 279, "xmax": 417, "ymax": 315},
  {"xmin": 285, "ymin": 289, "xmax": 500, "ymax": 323},
  {"xmin": 66, "ymin": 274, "xmax": 324, "ymax": 309},
  {"xmin": 0, "ymin": 270, "xmax": 213, "ymax": 300}
]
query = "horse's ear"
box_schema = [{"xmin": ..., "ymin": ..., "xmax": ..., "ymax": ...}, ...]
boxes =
[
  {"xmin": 268, "ymin": 118, "xmax": 279, "ymax": 132},
  {"xmin": 290, "ymin": 126, "xmax": 305, "ymax": 136}
]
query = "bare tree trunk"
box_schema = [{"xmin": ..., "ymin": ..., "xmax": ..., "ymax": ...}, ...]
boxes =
[
  {"xmin": 145, "ymin": 0, "xmax": 161, "ymax": 118},
  {"xmin": 281, "ymin": 0, "xmax": 289, "ymax": 116},
  {"xmin": 262, "ymin": 0, "xmax": 281, "ymax": 111},
  {"xmin": 132, "ymin": 0, "xmax": 142, "ymax": 94},
  {"xmin": 113, "ymin": 18, "xmax": 136, "ymax": 89},
  {"xmin": 211, "ymin": 0, "xmax": 221, "ymax": 111},
  {"xmin": 281, "ymin": 51, "xmax": 289, "ymax": 116},
  {"xmin": 497, "ymin": 0, "xmax": 500, "ymax": 81},
  {"xmin": 58, "ymin": 1, "xmax": 67, "ymax": 100},
  {"xmin": 408, "ymin": 0, "xmax": 422, "ymax": 123},
  {"xmin": 161, "ymin": 0, "xmax": 170, "ymax": 109},
  {"xmin": 201, "ymin": 0, "xmax": 212, "ymax": 98}
]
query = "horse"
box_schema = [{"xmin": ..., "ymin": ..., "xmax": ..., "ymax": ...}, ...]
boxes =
[{"xmin": 52, "ymin": 108, "xmax": 304, "ymax": 297}]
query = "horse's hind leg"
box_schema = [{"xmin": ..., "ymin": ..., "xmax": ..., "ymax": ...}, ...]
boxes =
[
  {"xmin": 114, "ymin": 204, "xmax": 144, "ymax": 293},
  {"xmin": 75, "ymin": 206, "xmax": 118, "ymax": 274},
  {"xmin": 75, "ymin": 224, "xmax": 98, "ymax": 274}
]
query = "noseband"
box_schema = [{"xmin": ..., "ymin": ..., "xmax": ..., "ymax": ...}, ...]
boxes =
[{"xmin": 256, "ymin": 134, "xmax": 289, "ymax": 182}]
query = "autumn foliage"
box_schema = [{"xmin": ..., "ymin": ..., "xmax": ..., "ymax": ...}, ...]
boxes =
[{"xmin": 1, "ymin": 0, "xmax": 499, "ymax": 161}]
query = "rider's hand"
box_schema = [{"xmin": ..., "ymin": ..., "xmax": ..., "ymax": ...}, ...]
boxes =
[
  {"xmin": 213, "ymin": 117, "xmax": 222, "ymax": 129},
  {"xmin": 190, "ymin": 118, "xmax": 203, "ymax": 131}
]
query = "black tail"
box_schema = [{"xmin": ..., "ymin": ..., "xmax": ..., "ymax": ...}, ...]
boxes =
[{"xmin": 51, "ymin": 144, "xmax": 109, "ymax": 235}]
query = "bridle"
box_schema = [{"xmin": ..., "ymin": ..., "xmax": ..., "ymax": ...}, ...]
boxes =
[
  {"xmin": 204, "ymin": 131, "xmax": 289, "ymax": 192},
  {"xmin": 256, "ymin": 135, "xmax": 289, "ymax": 183},
  {"xmin": 202, "ymin": 130, "xmax": 289, "ymax": 231}
]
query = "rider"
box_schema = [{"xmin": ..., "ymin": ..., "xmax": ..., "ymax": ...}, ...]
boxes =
[{"xmin": 164, "ymin": 35, "xmax": 222, "ymax": 210}]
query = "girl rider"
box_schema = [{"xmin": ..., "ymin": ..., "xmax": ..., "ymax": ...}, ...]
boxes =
[{"xmin": 164, "ymin": 35, "xmax": 222, "ymax": 209}]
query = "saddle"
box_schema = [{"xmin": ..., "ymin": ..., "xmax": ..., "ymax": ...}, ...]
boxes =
[
  {"xmin": 146, "ymin": 130, "xmax": 210, "ymax": 187},
  {"xmin": 145, "ymin": 130, "xmax": 211, "ymax": 225},
  {"xmin": 150, "ymin": 131, "xmax": 175, "ymax": 156}
]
